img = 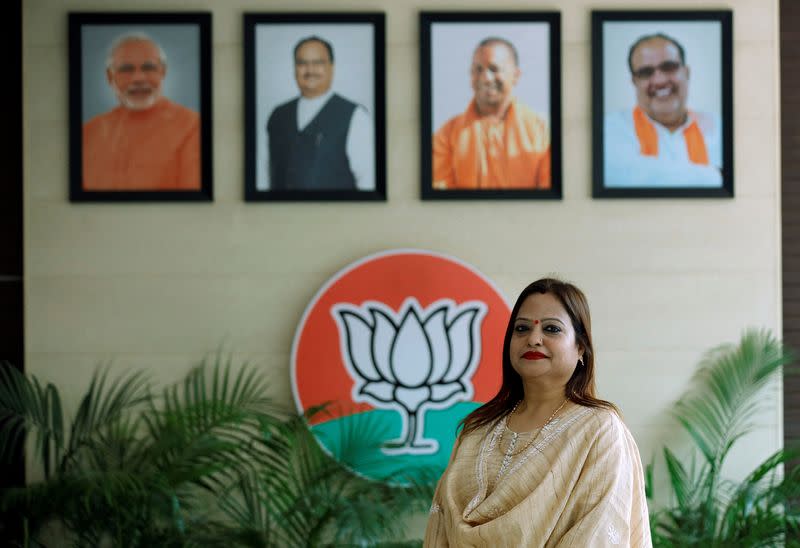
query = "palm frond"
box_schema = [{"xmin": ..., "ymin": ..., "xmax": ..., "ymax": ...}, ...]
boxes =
[
  {"xmin": 673, "ymin": 329, "xmax": 790, "ymax": 469},
  {"xmin": 63, "ymin": 366, "xmax": 150, "ymax": 471},
  {"xmin": 649, "ymin": 328, "xmax": 796, "ymax": 546},
  {"xmin": 0, "ymin": 362, "xmax": 68, "ymax": 479},
  {"xmin": 661, "ymin": 446, "xmax": 692, "ymax": 508},
  {"xmin": 215, "ymin": 403, "xmax": 435, "ymax": 547},
  {"xmin": 1, "ymin": 353, "xmax": 430, "ymax": 547}
]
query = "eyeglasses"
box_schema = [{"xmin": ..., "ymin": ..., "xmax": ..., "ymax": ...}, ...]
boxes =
[{"xmin": 631, "ymin": 60, "xmax": 683, "ymax": 80}]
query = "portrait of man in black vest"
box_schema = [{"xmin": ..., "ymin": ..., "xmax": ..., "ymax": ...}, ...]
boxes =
[{"xmin": 265, "ymin": 36, "xmax": 375, "ymax": 191}]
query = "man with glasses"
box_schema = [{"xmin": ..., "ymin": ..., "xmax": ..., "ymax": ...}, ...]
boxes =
[
  {"xmin": 83, "ymin": 33, "xmax": 200, "ymax": 191},
  {"xmin": 264, "ymin": 36, "xmax": 374, "ymax": 191},
  {"xmin": 604, "ymin": 33, "xmax": 722, "ymax": 188}
]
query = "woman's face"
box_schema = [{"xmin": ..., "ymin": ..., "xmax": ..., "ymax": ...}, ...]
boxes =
[{"xmin": 508, "ymin": 292, "xmax": 583, "ymax": 386}]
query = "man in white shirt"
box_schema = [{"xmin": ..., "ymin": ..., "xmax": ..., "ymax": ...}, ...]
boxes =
[
  {"xmin": 263, "ymin": 36, "xmax": 374, "ymax": 191},
  {"xmin": 604, "ymin": 33, "xmax": 722, "ymax": 188}
]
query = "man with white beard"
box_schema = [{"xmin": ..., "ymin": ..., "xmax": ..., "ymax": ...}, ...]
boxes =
[
  {"xmin": 82, "ymin": 33, "xmax": 200, "ymax": 191},
  {"xmin": 603, "ymin": 32, "xmax": 722, "ymax": 188}
]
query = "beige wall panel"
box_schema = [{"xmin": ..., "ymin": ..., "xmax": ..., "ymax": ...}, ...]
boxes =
[
  {"xmin": 27, "ymin": 195, "xmax": 777, "ymax": 278},
  {"xmin": 24, "ymin": 2, "xmax": 66, "ymax": 47},
  {"xmin": 213, "ymin": 138, "xmax": 242, "ymax": 202},
  {"xmin": 562, "ymin": 121, "xmax": 591, "ymax": 197},
  {"xmin": 735, "ymin": 41, "xmax": 777, "ymax": 121},
  {"xmin": 387, "ymin": 43, "xmax": 417, "ymax": 125},
  {"xmin": 562, "ymin": 42, "xmax": 590, "ymax": 124},
  {"xmin": 26, "ymin": 122, "xmax": 68, "ymax": 202},
  {"xmin": 213, "ymin": 43, "xmax": 242, "ymax": 127},
  {"xmin": 23, "ymin": 0, "xmax": 781, "ymax": 532},
  {"xmin": 26, "ymin": 46, "xmax": 67, "ymax": 124},
  {"xmin": 733, "ymin": 2, "xmax": 778, "ymax": 43},
  {"xmin": 736, "ymin": 115, "xmax": 779, "ymax": 198},
  {"xmin": 386, "ymin": 120, "xmax": 418, "ymax": 200},
  {"xmin": 586, "ymin": 272, "xmax": 778, "ymax": 349}
]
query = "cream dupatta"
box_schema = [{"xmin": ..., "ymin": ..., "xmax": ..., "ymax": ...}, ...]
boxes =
[{"xmin": 424, "ymin": 405, "xmax": 652, "ymax": 547}]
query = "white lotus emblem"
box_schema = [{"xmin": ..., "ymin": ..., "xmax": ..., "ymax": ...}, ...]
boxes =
[{"xmin": 332, "ymin": 298, "xmax": 487, "ymax": 455}]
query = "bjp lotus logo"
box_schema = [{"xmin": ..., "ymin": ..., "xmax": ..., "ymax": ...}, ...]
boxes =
[
  {"xmin": 292, "ymin": 249, "xmax": 507, "ymax": 482},
  {"xmin": 333, "ymin": 299, "xmax": 487, "ymax": 455}
]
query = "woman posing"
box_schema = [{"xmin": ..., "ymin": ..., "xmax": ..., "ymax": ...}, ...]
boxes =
[{"xmin": 425, "ymin": 278, "xmax": 651, "ymax": 547}]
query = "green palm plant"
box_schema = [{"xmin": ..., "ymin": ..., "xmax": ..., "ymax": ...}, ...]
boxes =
[
  {"xmin": 215, "ymin": 410, "xmax": 435, "ymax": 547},
  {"xmin": 646, "ymin": 328, "xmax": 800, "ymax": 547},
  {"xmin": 0, "ymin": 355, "xmax": 434, "ymax": 547}
]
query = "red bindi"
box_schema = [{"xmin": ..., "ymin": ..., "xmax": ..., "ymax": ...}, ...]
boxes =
[{"xmin": 533, "ymin": 320, "xmax": 539, "ymax": 325}]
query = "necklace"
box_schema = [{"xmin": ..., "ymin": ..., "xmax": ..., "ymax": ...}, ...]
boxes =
[{"xmin": 495, "ymin": 399, "xmax": 567, "ymax": 482}]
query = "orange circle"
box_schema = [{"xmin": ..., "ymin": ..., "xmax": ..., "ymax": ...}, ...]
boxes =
[{"xmin": 292, "ymin": 250, "xmax": 509, "ymax": 424}]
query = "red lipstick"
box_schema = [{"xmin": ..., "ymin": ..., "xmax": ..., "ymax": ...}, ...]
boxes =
[{"xmin": 522, "ymin": 351, "xmax": 547, "ymax": 360}]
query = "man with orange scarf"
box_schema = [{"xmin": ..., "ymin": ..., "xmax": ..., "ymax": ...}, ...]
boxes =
[
  {"xmin": 432, "ymin": 37, "xmax": 551, "ymax": 191},
  {"xmin": 83, "ymin": 34, "xmax": 200, "ymax": 191},
  {"xmin": 604, "ymin": 33, "xmax": 722, "ymax": 188}
]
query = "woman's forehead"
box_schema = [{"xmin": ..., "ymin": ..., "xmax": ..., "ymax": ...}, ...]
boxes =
[{"xmin": 517, "ymin": 293, "xmax": 568, "ymax": 318}]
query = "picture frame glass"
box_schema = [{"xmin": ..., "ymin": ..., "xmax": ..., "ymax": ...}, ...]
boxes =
[
  {"xmin": 420, "ymin": 13, "xmax": 562, "ymax": 201},
  {"xmin": 69, "ymin": 13, "xmax": 213, "ymax": 202},
  {"xmin": 244, "ymin": 14, "xmax": 386, "ymax": 202},
  {"xmin": 592, "ymin": 11, "xmax": 732, "ymax": 198}
]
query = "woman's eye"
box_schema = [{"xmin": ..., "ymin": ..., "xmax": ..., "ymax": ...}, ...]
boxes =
[
  {"xmin": 514, "ymin": 324, "xmax": 529, "ymax": 333},
  {"xmin": 544, "ymin": 325, "xmax": 562, "ymax": 334}
]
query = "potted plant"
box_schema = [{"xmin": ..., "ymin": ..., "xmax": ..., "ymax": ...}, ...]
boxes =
[
  {"xmin": 0, "ymin": 354, "xmax": 433, "ymax": 547},
  {"xmin": 646, "ymin": 328, "xmax": 800, "ymax": 546}
]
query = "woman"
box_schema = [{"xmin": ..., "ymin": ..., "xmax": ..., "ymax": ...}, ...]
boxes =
[{"xmin": 425, "ymin": 278, "xmax": 651, "ymax": 547}]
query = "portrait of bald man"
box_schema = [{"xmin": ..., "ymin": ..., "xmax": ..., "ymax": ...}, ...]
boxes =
[
  {"xmin": 598, "ymin": 16, "xmax": 731, "ymax": 193},
  {"xmin": 74, "ymin": 19, "xmax": 209, "ymax": 196},
  {"xmin": 432, "ymin": 37, "xmax": 550, "ymax": 191},
  {"xmin": 423, "ymin": 16, "xmax": 559, "ymax": 197}
]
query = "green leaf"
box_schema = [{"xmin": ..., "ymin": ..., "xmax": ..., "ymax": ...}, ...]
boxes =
[{"xmin": 649, "ymin": 329, "xmax": 797, "ymax": 546}]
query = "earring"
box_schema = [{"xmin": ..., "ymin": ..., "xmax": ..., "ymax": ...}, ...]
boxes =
[{"xmin": 578, "ymin": 356, "xmax": 584, "ymax": 367}]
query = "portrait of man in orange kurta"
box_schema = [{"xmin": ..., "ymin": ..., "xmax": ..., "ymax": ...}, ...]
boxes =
[
  {"xmin": 82, "ymin": 33, "xmax": 200, "ymax": 191},
  {"xmin": 432, "ymin": 37, "xmax": 551, "ymax": 191}
]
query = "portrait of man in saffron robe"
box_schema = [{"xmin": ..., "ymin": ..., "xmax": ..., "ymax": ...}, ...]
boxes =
[
  {"xmin": 71, "ymin": 16, "xmax": 211, "ymax": 199},
  {"xmin": 421, "ymin": 14, "xmax": 562, "ymax": 199}
]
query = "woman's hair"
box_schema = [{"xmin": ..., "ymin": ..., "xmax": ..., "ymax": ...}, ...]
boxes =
[{"xmin": 459, "ymin": 277, "xmax": 618, "ymax": 436}]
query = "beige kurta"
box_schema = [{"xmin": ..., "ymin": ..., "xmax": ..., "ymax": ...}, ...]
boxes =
[{"xmin": 424, "ymin": 404, "xmax": 652, "ymax": 547}]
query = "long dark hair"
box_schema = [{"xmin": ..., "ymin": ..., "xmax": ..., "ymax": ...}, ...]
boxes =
[{"xmin": 459, "ymin": 278, "xmax": 618, "ymax": 436}]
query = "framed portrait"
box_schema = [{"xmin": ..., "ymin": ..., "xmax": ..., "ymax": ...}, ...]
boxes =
[
  {"xmin": 420, "ymin": 12, "xmax": 561, "ymax": 200},
  {"xmin": 68, "ymin": 12, "xmax": 213, "ymax": 202},
  {"xmin": 592, "ymin": 11, "xmax": 733, "ymax": 198},
  {"xmin": 244, "ymin": 13, "xmax": 386, "ymax": 202}
]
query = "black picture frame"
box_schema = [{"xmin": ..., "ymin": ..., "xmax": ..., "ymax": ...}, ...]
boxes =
[
  {"xmin": 591, "ymin": 10, "xmax": 733, "ymax": 198},
  {"xmin": 420, "ymin": 12, "xmax": 561, "ymax": 200},
  {"xmin": 68, "ymin": 12, "xmax": 213, "ymax": 202},
  {"xmin": 244, "ymin": 13, "xmax": 386, "ymax": 202}
]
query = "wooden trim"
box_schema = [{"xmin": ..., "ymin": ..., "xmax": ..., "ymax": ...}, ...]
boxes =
[
  {"xmin": 782, "ymin": 0, "xmax": 800, "ymax": 445},
  {"xmin": 0, "ymin": 0, "xmax": 23, "ymax": 494}
]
